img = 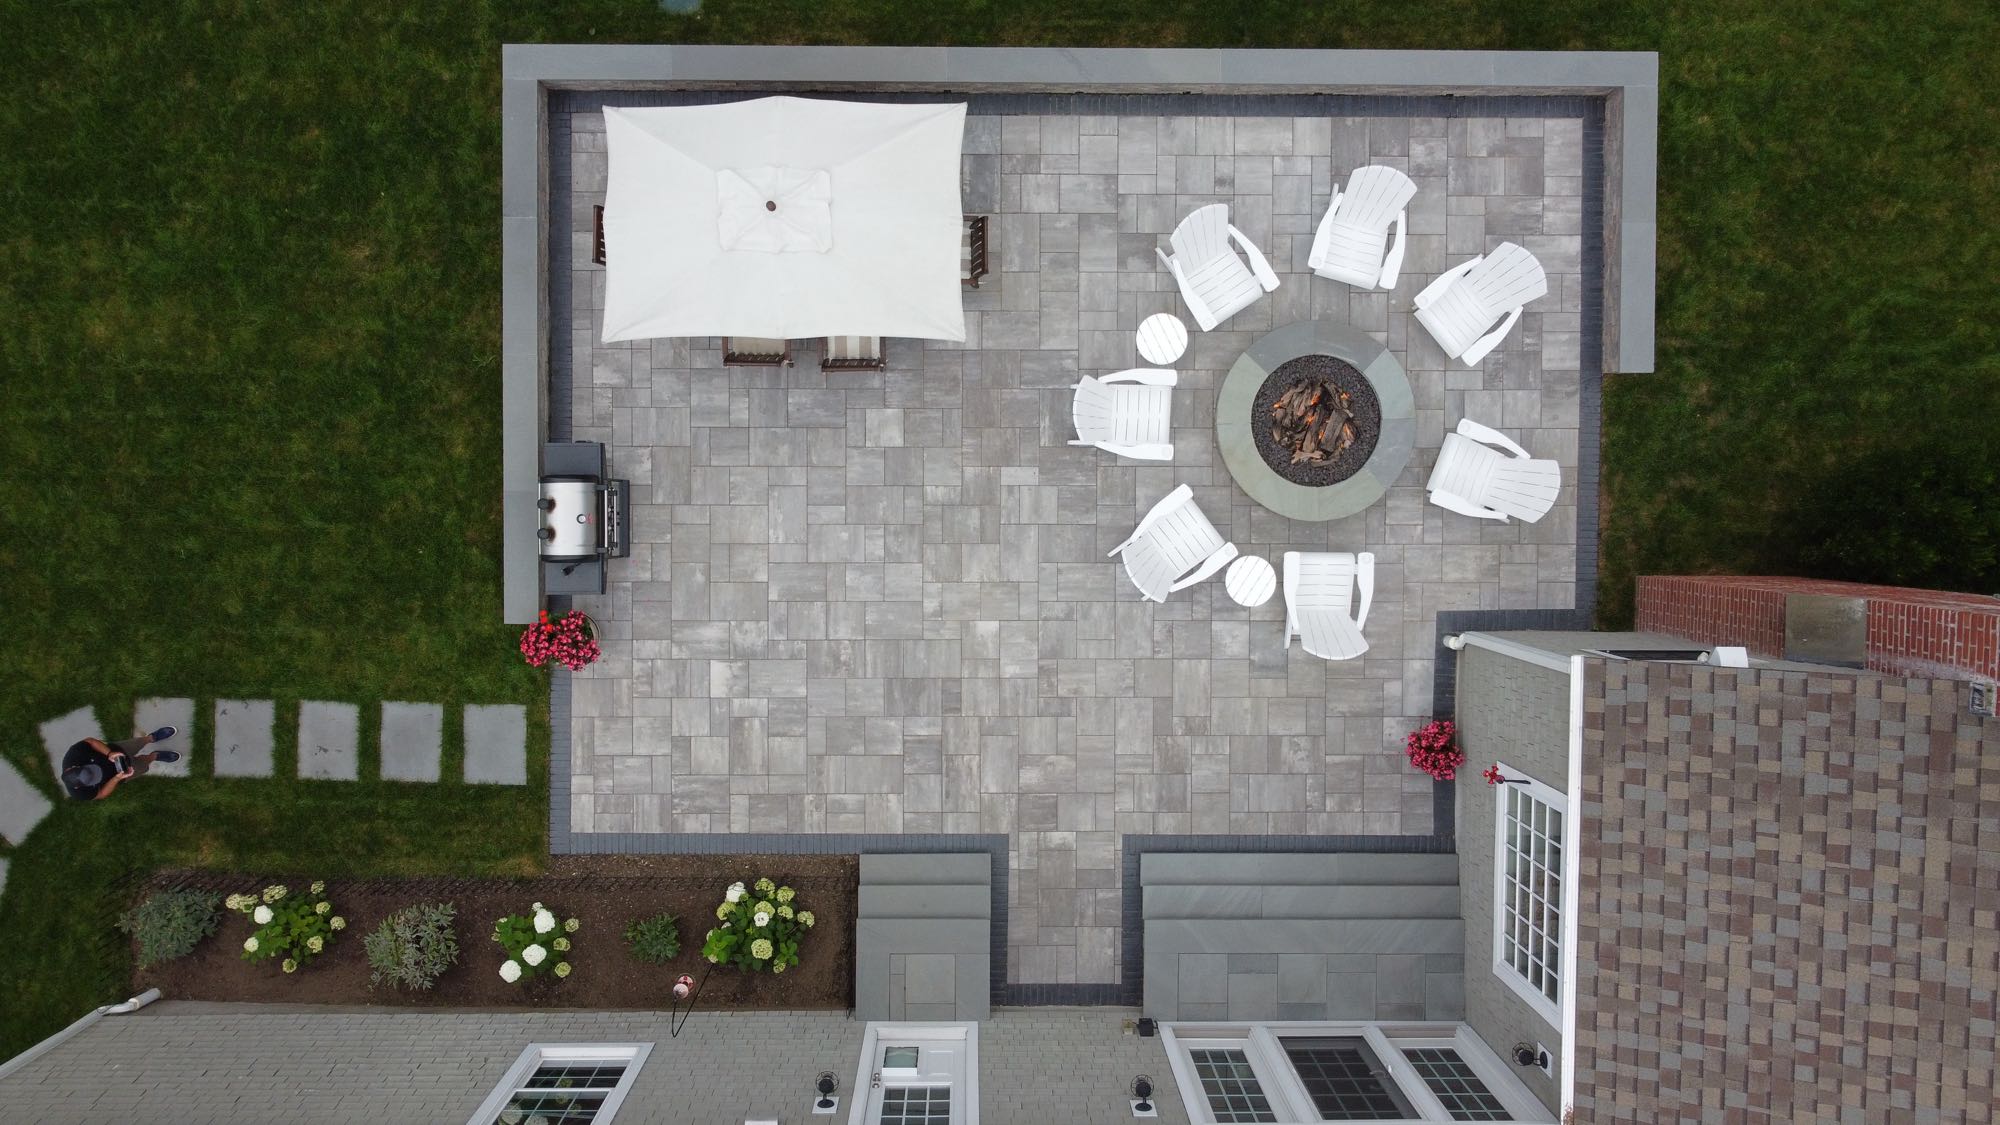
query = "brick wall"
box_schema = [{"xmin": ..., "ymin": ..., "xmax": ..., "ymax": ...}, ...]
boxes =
[{"xmin": 1636, "ymin": 575, "xmax": 2000, "ymax": 680}]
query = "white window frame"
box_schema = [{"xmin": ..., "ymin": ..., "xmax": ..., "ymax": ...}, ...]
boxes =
[
  {"xmin": 847, "ymin": 1021, "xmax": 979, "ymax": 1125},
  {"xmin": 1160, "ymin": 1022, "xmax": 1552, "ymax": 1124},
  {"xmin": 466, "ymin": 1041, "xmax": 653, "ymax": 1125},
  {"xmin": 1490, "ymin": 762, "xmax": 1567, "ymax": 1028}
]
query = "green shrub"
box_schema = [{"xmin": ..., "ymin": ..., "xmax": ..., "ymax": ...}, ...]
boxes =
[
  {"xmin": 228, "ymin": 882, "xmax": 344, "ymax": 974},
  {"xmin": 117, "ymin": 889, "xmax": 220, "ymax": 968},
  {"xmin": 493, "ymin": 901, "xmax": 579, "ymax": 983},
  {"xmin": 623, "ymin": 912, "xmax": 681, "ymax": 963},
  {"xmin": 364, "ymin": 902, "xmax": 460, "ymax": 990},
  {"xmin": 701, "ymin": 876, "xmax": 814, "ymax": 974}
]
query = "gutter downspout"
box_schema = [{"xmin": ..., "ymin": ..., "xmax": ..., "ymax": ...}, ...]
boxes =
[
  {"xmin": 0, "ymin": 989, "xmax": 161, "ymax": 1083},
  {"xmin": 1444, "ymin": 631, "xmax": 1571, "ymax": 674},
  {"xmin": 1558, "ymin": 656, "xmax": 1585, "ymax": 1122}
]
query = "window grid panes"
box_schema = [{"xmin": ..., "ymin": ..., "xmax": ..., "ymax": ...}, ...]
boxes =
[
  {"xmin": 494, "ymin": 1060, "xmax": 627, "ymax": 1124},
  {"xmin": 1281, "ymin": 1038, "xmax": 1415, "ymax": 1120},
  {"xmin": 1190, "ymin": 1048, "xmax": 1278, "ymax": 1123},
  {"xmin": 1402, "ymin": 1048, "xmax": 1513, "ymax": 1122},
  {"xmin": 1500, "ymin": 785, "xmax": 1564, "ymax": 1005},
  {"xmin": 878, "ymin": 1084, "xmax": 952, "ymax": 1125}
]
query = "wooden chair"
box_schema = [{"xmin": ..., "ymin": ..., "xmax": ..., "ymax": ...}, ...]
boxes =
[
  {"xmin": 821, "ymin": 336, "xmax": 886, "ymax": 371},
  {"xmin": 723, "ymin": 337, "xmax": 793, "ymax": 367},
  {"xmin": 962, "ymin": 215, "xmax": 990, "ymax": 288}
]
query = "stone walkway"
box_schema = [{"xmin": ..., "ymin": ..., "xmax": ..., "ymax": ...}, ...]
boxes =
[{"xmin": 0, "ymin": 700, "xmax": 531, "ymax": 907}]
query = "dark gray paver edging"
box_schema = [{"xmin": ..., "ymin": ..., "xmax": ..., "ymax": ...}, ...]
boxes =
[{"xmin": 500, "ymin": 43, "xmax": 1656, "ymax": 622}]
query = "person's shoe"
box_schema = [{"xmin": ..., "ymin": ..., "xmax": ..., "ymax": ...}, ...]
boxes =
[
  {"xmin": 147, "ymin": 726, "xmax": 178, "ymax": 743},
  {"xmin": 152, "ymin": 750, "xmax": 181, "ymax": 764}
]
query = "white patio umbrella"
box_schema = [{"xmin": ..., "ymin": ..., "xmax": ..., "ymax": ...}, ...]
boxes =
[{"xmin": 600, "ymin": 97, "xmax": 969, "ymax": 344}]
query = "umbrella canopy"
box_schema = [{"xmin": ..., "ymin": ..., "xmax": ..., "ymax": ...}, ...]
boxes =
[{"xmin": 600, "ymin": 97, "xmax": 969, "ymax": 343}]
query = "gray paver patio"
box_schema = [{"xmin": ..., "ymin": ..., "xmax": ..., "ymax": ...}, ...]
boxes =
[
  {"xmin": 380, "ymin": 702, "xmax": 444, "ymax": 782},
  {"xmin": 298, "ymin": 701, "xmax": 360, "ymax": 781},
  {"xmin": 39, "ymin": 706, "xmax": 101, "ymax": 780},
  {"xmin": 213, "ymin": 700, "xmax": 276, "ymax": 778},
  {"xmin": 133, "ymin": 697, "xmax": 194, "ymax": 778},
  {"xmin": 0, "ymin": 758, "xmax": 53, "ymax": 846},
  {"xmin": 464, "ymin": 704, "xmax": 528, "ymax": 785},
  {"xmin": 563, "ymin": 106, "xmax": 1586, "ymax": 984}
]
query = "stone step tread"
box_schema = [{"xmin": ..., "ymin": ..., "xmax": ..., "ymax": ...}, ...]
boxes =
[
  {"xmin": 464, "ymin": 704, "xmax": 528, "ymax": 786},
  {"xmin": 0, "ymin": 758, "xmax": 54, "ymax": 847},
  {"xmin": 860, "ymin": 852, "xmax": 992, "ymax": 886},
  {"xmin": 39, "ymin": 706, "xmax": 102, "ymax": 781},
  {"xmin": 1145, "ymin": 917, "xmax": 1466, "ymax": 957},
  {"xmin": 298, "ymin": 701, "xmax": 360, "ymax": 782},
  {"xmin": 133, "ymin": 698, "xmax": 194, "ymax": 778},
  {"xmin": 859, "ymin": 883, "xmax": 992, "ymax": 920},
  {"xmin": 854, "ymin": 917, "xmax": 991, "ymax": 955},
  {"xmin": 214, "ymin": 699, "xmax": 277, "ymax": 779},
  {"xmin": 1142, "ymin": 883, "xmax": 1460, "ymax": 920},
  {"xmin": 380, "ymin": 702, "xmax": 444, "ymax": 783},
  {"xmin": 1141, "ymin": 852, "xmax": 1458, "ymax": 887}
]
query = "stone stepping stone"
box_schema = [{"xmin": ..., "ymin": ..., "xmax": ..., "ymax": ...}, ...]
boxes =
[
  {"xmin": 39, "ymin": 706, "xmax": 101, "ymax": 781},
  {"xmin": 464, "ymin": 704, "xmax": 527, "ymax": 785},
  {"xmin": 297, "ymin": 701, "xmax": 360, "ymax": 781},
  {"xmin": 380, "ymin": 702, "xmax": 443, "ymax": 783},
  {"xmin": 214, "ymin": 700, "xmax": 276, "ymax": 778},
  {"xmin": 133, "ymin": 697, "xmax": 194, "ymax": 778},
  {"xmin": 0, "ymin": 758, "xmax": 53, "ymax": 846}
]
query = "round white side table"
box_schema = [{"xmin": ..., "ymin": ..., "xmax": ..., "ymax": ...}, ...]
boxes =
[
  {"xmin": 1136, "ymin": 313, "xmax": 1189, "ymax": 366},
  {"xmin": 1225, "ymin": 555, "xmax": 1277, "ymax": 608}
]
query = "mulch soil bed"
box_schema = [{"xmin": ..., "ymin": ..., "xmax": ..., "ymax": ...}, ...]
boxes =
[{"xmin": 136, "ymin": 855, "xmax": 856, "ymax": 1010}]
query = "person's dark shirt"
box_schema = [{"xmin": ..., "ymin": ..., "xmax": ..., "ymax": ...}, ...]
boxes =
[{"xmin": 62, "ymin": 740, "xmax": 115, "ymax": 801}]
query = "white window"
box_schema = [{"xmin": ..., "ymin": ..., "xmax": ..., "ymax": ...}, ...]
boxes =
[
  {"xmin": 1162, "ymin": 1023, "xmax": 1551, "ymax": 1124},
  {"xmin": 467, "ymin": 1042, "xmax": 652, "ymax": 1125},
  {"xmin": 1490, "ymin": 764, "xmax": 1566, "ymax": 1026},
  {"xmin": 848, "ymin": 1022, "xmax": 978, "ymax": 1125}
]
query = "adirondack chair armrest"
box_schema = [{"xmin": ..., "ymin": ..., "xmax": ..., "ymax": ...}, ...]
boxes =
[
  {"xmin": 1378, "ymin": 210, "xmax": 1408, "ymax": 290},
  {"xmin": 1227, "ymin": 225, "xmax": 1281, "ymax": 291},
  {"xmin": 1414, "ymin": 256, "xmax": 1480, "ymax": 309},
  {"xmin": 1429, "ymin": 486, "xmax": 1510, "ymax": 522},
  {"xmin": 1459, "ymin": 306, "xmax": 1523, "ymax": 366},
  {"xmin": 1307, "ymin": 193, "xmax": 1343, "ymax": 272},
  {"xmin": 1093, "ymin": 441, "xmax": 1175, "ymax": 461},
  {"xmin": 1454, "ymin": 418, "xmax": 1534, "ymax": 460},
  {"xmin": 1170, "ymin": 541, "xmax": 1240, "ymax": 593},
  {"xmin": 1097, "ymin": 368, "xmax": 1178, "ymax": 386},
  {"xmin": 1353, "ymin": 551, "xmax": 1376, "ymax": 631},
  {"xmin": 1281, "ymin": 552, "xmax": 1301, "ymax": 647},
  {"xmin": 1110, "ymin": 483, "xmax": 1194, "ymax": 556}
]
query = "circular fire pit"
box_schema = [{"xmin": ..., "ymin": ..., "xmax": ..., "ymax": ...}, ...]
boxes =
[{"xmin": 1217, "ymin": 320, "xmax": 1415, "ymax": 522}]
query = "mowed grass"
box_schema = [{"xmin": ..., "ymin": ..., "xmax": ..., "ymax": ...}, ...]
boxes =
[{"xmin": 1, "ymin": 0, "xmax": 1994, "ymax": 1056}]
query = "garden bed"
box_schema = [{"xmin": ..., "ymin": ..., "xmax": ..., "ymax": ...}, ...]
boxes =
[{"xmin": 135, "ymin": 855, "xmax": 856, "ymax": 1010}]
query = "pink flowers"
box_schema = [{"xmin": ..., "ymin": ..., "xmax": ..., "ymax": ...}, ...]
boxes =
[
  {"xmin": 520, "ymin": 609, "xmax": 602, "ymax": 671},
  {"xmin": 1404, "ymin": 719, "xmax": 1464, "ymax": 781}
]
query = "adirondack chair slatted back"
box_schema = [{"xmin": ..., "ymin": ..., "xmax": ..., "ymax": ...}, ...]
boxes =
[
  {"xmin": 1467, "ymin": 242, "xmax": 1549, "ymax": 312},
  {"xmin": 1283, "ymin": 552, "xmax": 1373, "ymax": 661},
  {"xmin": 1427, "ymin": 426, "xmax": 1562, "ymax": 524},
  {"xmin": 1120, "ymin": 498, "xmax": 1225, "ymax": 602},
  {"xmin": 1337, "ymin": 165, "xmax": 1418, "ymax": 231},
  {"xmin": 1161, "ymin": 203, "xmax": 1276, "ymax": 331},
  {"xmin": 1167, "ymin": 203, "xmax": 1233, "ymax": 263},
  {"xmin": 1311, "ymin": 166, "xmax": 1416, "ymax": 290},
  {"xmin": 1072, "ymin": 377, "xmax": 1172, "ymax": 449}
]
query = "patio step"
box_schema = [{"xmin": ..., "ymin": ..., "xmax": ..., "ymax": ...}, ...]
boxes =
[
  {"xmin": 1142, "ymin": 883, "xmax": 1460, "ymax": 920},
  {"xmin": 1140, "ymin": 851, "xmax": 1457, "ymax": 887},
  {"xmin": 855, "ymin": 852, "xmax": 993, "ymax": 1022},
  {"xmin": 860, "ymin": 851, "xmax": 991, "ymax": 887}
]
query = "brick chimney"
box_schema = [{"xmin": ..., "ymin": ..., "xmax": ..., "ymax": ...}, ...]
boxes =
[{"xmin": 1636, "ymin": 576, "xmax": 2000, "ymax": 682}]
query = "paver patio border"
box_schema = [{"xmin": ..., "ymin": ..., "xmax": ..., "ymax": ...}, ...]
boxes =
[{"xmin": 500, "ymin": 44, "xmax": 1656, "ymax": 622}]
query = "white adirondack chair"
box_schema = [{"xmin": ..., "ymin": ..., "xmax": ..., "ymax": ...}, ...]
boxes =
[
  {"xmin": 1308, "ymin": 165, "xmax": 1419, "ymax": 290},
  {"xmin": 1413, "ymin": 241, "xmax": 1548, "ymax": 365},
  {"xmin": 1426, "ymin": 418, "xmax": 1562, "ymax": 523},
  {"xmin": 1282, "ymin": 552, "xmax": 1376, "ymax": 661},
  {"xmin": 1109, "ymin": 484, "xmax": 1238, "ymax": 602},
  {"xmin": 1070, "ymin": 369, "xmax": 1176, "ymax": 461},
  {"xmin": 1156, "ymin": 204, "xmax": 1280, "ymax": 332}
]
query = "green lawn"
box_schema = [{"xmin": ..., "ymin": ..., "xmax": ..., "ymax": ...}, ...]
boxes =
[{"xmin": 2, "ymin": 0, "xmax": 1994, "ymax": 1058}]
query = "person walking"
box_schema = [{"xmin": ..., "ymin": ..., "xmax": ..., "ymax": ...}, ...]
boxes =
[{"xmin": 61, "ymin": 727, "xmax": 181, "ymax": 802}]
